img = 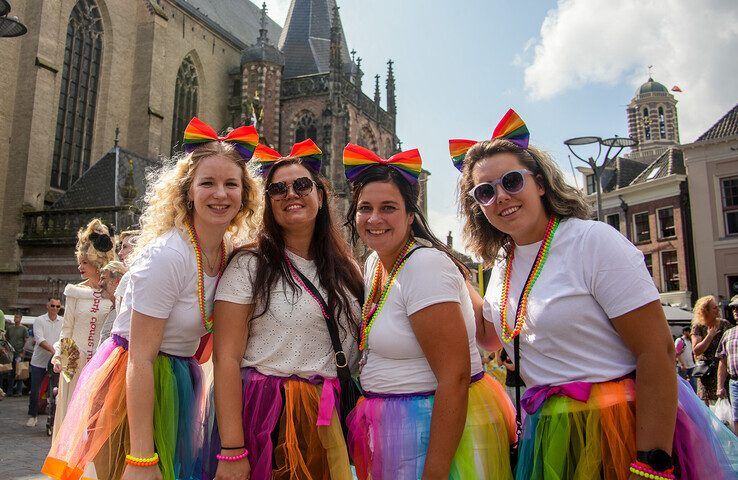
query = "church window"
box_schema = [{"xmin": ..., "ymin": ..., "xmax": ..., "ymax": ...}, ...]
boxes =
[
  {"xmin": 658, "ymin": 106, "xmax": 666, "ymax": 138},
  {"xmin": 50, "ymin": 0, "xmax": 103, "ymax": 190},
  {"xmin": 295, "ymin": 113, "xmax": 317, "ymax": 143},
  {"xmin": 358, "ymin": 126, "xmax": 377, "ymax": 151},
  {"xmin": 170, "ymin": 56, "xmax": 199, "ymax": 154},
  {"xmin": 643, "ymin": 108, "xmax": 651, "ymax": 141}
]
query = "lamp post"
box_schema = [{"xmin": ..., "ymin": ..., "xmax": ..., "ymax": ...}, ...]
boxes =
[
  {"xmin": 564, "ymin": 136, "xmax": 637, "ymax": 221},
  {"xmin": 0, "ymin": 0, "xmax": 28, "ymax": 38}
]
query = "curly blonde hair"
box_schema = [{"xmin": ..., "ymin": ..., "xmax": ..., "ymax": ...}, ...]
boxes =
[
  {"xmin": 458, "ymin": 139, "xmax": 591, "ymax": 265},
  {"xmin": 76, "ymin": 218, "xmax": 116, "ymax": 269},
  {"xmin": 133, "ymin": 141, "xmax": 262, "ymax": 257},
  {"xmin": 692, "ymin": 295, "xmax": 718, "ymax": 326}
]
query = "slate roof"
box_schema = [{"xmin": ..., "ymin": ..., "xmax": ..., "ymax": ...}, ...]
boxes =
[
  {"xmin": 630, "ymin": 148, "xmax": 685, "ymax": 185},
  {"xmin": 696, "ymin": 104, "xmax": 738, "ymax": 142},
  {"xmin": 278, "ymin": 0, "xmax": 352, "ymax": 78},
  {"xmin": 51, "ymin": 148, "xmax": 156, "ymax": 210},
  {"xmin": 601, "ymin": 156, "xmax": 649, "ymax": 192},
  {"xmin": 175, "ymin": 0, "xmax": 282, "ymax": 49}
]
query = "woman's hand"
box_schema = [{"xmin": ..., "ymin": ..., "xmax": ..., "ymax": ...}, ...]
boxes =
[
  {"xmin": 51, "ymin": 357, "xmax": 61, "ymax": 373},
  {"xmin": 121, "ymin": 464, "xmax": 162, "ymax": 480},
  {"xmin": 214, "ymin": 455, "xmax": 251, "ymax": 480},
  {"xmin": 706, "ymin": 323, "xmax": 719, "ymax": 339}
]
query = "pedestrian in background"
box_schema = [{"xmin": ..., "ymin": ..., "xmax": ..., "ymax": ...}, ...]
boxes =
[
  {"xmin": 6, "ymin": 310, "xmax": 29, "ymax": 396},
  {"xmin": 97, "ymin": 261, "xmax": 127, "ymax": 346},
  {"xmin": 691, "ymin": 295, "xmax": 731, "ymax": 405},
  {"xmin": 27, "ymin": 298, "xmax": 63, "ymax": 427},
  {"xmin": 717, "ymin": 295, "xmax": 738, "ymax": 433},
  {"xmin": 676, "ymin": 326, "xmax": 697, "ymax": 392}
]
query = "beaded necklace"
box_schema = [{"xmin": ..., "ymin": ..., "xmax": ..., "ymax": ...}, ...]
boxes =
[
  {"xmin": 360, "ymin": 238, "xmax": 415, "ymax": 351},
  {"xmin": 184, "ymin": 223, "xmax": 227, "ymax": 333},
  {"xmin": 499, "ymin": 216, "xmax": 560, "ymax": 343}
]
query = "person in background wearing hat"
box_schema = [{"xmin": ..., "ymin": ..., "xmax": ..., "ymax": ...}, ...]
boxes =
[{"xmin": 717, "ymin": 295, "xmax": 738, "ymax": 433}]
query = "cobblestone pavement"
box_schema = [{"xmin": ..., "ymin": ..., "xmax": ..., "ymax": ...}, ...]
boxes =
[{"xmin": 0, "ymin": 395, "xmax": 49, "ymax": 479}]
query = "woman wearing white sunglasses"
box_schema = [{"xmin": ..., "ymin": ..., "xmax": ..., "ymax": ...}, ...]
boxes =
[{"xmin": 454, "ymin": 109, "xmax": 738, "ymax": 480}]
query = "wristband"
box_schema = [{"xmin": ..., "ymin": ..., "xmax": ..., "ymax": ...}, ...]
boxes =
[
  {"xmin": 629, "ymin": 461, "xmax": 675, "ymax": 480},
  {"xmin": 220, "ymin": 445, "xmax": 246, "ymax": 450},
  {"xmin": 216, "ymin": 450, "xmax": 248, "ymax": 462},
  {"xmin": 125, "ymin": 452, "xmax": 159, "ymax": 467}
]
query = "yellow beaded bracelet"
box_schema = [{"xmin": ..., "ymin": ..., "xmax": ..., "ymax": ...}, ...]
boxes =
[{"xmin": 125, "ymin": 452, "xmax": 159, "ymax": 467}]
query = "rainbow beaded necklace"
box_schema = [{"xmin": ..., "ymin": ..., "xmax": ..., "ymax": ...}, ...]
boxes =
[
  {"xmin": 360, "ymin": 238, "xmax": 415, "ymax": 351},
  {"xmin": 499, "ymin": 216, "xmax": 560, "ymax": 343},
  {"xmin": 184, "ymin": 223, "xmax": 227, "ymax": 333}
]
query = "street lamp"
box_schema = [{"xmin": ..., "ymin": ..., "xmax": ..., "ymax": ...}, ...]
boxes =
[
  {"xmin": 564, "ymin": 135, "xmax": 637, "ymax": 221},
  {"xmin": 0, "ymin": 0, "xmax": 28, "ymax": 38}
]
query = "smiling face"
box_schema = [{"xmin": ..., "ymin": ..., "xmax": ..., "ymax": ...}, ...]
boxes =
[
  {"xmin": 355, "ymin": 180, "xmax": 414, "ymax": 258},
  {"xmin": 471, "ymin": 152, "xmax": 548, "ymax": 245},
  {"xmin": 188, "ymin": 155, "xmax": 244, "ymax": 231},
  {"xmin": 268, "ymin": 163, "xmax": 324, "ymax": 231}
]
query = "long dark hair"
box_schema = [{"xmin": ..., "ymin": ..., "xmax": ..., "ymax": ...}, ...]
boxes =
[
  {"xmin": 346, "ymin": 165, "xmax": 469, "ymax": 276},
  {"xmin": 235, "ymin": 159, "xmax": 363, "ymax": 339}
]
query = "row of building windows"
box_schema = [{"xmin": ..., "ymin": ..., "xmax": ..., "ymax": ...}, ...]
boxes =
[
  {"xmin": 642, "ymin": 250, "xmax": 680, "ymax": 292},
  {"xmin": 606, "ymin": 206, "xmax": 676, "ymax": 244}
]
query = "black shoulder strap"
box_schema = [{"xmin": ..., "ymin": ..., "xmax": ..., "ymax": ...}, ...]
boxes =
[{"xmin": 513, "ymin": 334, "xmax": 522, "ymax": 438}]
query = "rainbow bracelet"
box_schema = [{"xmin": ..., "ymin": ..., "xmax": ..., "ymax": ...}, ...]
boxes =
[
  {"xmin": 629, "ymin": 461, "xmax": 675, "ymax": 480},
  {"xmin": 125, "ymin": 452, "xmax": 159, "ymax": 467},
  {"xmin": 216, "ymin": 449, "xmax": 248, "ymax": 462}
]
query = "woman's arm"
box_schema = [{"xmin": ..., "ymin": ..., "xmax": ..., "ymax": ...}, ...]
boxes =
[
  {"xmin": 410, "ymin": 302, "xmax": 471, "ymax": 480},
  {"xmin": 465, "ymin": 281, "xmax": 502, "ymax": 352},
  {"xmin": 123, "ymin": 311, "xmax": 166, "ymax": 480},
  {"xmin": 52, "ymin": 296, "xmax": 78, "ymax": 369},
  {"xmin": 212, "ymin": 300, "xmax": 254, "ymax": 480},
  {"xmin": 611, "ymin": 300, "xmax": 677, "ymax": 454},
  {"xmin": 692, "ymin": 324, "xmax": 719, "ymax": 356}
]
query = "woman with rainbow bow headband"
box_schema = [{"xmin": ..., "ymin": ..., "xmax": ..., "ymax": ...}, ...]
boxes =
[
  {"xmin": 203, "ymin": 138, "xmax": 363, "ymax": 480},
  {"xmin": 454, "ymin": 108, "xmax": 738, "ymax": 480},
  {"xmin": 43, "ymin": 117, "xmax": 261, "ymax": 480},
  {"xmin": 343, "ymin": 144, "xmax": 516, "ymax": 480}
]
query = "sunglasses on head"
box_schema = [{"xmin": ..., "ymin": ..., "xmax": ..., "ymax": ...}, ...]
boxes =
[
  {"xmin": 468, "ymin": 169, "xmax": 533, "ymax": 206},
  {"xmin": 266, "ymin": 176, "xmax": 315, "ymax": 200}
]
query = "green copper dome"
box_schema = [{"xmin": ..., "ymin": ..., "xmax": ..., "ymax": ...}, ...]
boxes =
[{"xmin": 638, "ymin": 77, "xmax": 668, "ymax": 95}]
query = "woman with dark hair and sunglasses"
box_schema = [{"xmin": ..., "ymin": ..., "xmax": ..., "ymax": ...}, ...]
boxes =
[
  {"xmin": 205, "ymin": 140, "xmax": 363, "ymax": 480},
  {"xmin": 454, "ymin": 109, "xmax": 738, "ymax": 480},
  {"xmin": 342, "ymin": 144, "xmax": 516, "ymax": 480}
]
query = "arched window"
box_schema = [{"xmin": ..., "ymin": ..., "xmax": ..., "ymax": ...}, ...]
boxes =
[
  {"xmin": 658, "ymin": 106, "xmax": 666, "ymax": 139},
  {"xmin": 358, "ymin": 126, "xmax": 377, "ymax": 151},
  {"xmin": 295, "ymin": 112, "xmax": 317, "ymax": 143},
  {"xmin": 170, "ymin": 56, "xmax": 199, "ymax": 154},
  {"xmin": 643, "ymin": 108, "xmax": 651, "ymax": 141},
  {"xmin": 50, "ymin": 0, "xmax": 103, "ymax": 190}
]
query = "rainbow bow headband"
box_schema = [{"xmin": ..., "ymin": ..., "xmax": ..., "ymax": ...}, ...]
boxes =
[
  {"xmin": 449, "ymin": 108, "xmax": 530, "ymax": 172},
  {"xmin": 183, "ymin": 117, "xmax": 259, "ymax": 162},
  {"xmin": 252, "ymin": 139, "xmax": 322, "ymax": 177},
  {"xmin": 343, "ymin": 143, "xmax": 423, "ymax": 185}
]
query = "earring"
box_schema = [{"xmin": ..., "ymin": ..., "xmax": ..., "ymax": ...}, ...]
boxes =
[{"xmin": 187, "ymin": 200, "xmax": 193, "ymax": 210}]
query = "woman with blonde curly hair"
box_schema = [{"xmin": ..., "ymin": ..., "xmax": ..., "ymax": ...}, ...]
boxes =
[
  {"xmin": 454, "ymin": 109, "xmax": 737, "ymax": 479},
  {"xmin": 43, "ymin": 118, "xmax": 261, "ymax": 480},
  {"xmin": 690, "ymin": 295, "xmax": 730, "ymax": 405},
  {"xmin": 51, "ymin": 218, "xmax": 115, "ymax": 437}
]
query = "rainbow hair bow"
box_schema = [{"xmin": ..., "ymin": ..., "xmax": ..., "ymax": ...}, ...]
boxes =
[
  {"xmin": 343, "ymin": 143, "xmax": 422, "ymax": 185},
  {"xmin": 449, "ymin": 108, "xmax": 530, "ymax": 172},
  {"xmin": 183, "ymin": 117, "xmax": 259, "ymax": 162},
  {"xmin": 252, "ymin": 139, "xmax": 322, "ymax": 177}
]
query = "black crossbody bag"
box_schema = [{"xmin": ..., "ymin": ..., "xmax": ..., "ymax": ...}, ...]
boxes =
[{"xmin": 288, "ymin": 265, "xmax": 363, "ymax": 437}]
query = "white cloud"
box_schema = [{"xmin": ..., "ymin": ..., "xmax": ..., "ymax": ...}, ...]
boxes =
[
  {"xmin": 522, "ymin": 0, "xmax": 738, "ymax": 141},
  {"xmin": 261, "ymin": 0, "xmax": 292, "ymax": 26}
]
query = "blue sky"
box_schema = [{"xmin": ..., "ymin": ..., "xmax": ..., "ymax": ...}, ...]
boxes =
[{"xmin": 264, "ymin": 0, "xmax": 738, "ymax": 254}]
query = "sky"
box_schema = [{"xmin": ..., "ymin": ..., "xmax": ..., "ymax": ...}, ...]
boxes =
[{"xmin": 262, "ymin": 0, "xmax": 738, "ymax": 255}]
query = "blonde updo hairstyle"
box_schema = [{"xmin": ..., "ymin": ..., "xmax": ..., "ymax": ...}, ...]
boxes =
[
  {"xmin": 133, "ymin": 140, "xmax": 262, "ymax": 258},
  {"xmin": 459, "ymin": 139, "xmax": 591, "ymax": 265},
  {"xmin": 75, "ymin": 218, "xmax": 116, "ymax": 270}
]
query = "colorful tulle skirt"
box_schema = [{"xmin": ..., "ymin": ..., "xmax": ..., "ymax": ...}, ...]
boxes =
[
  {"xmin": 515, "ymin": 375, "xmax": 738, "ymax": 480},
  {"xmin": 42, "ymin": 335, "xmax": 205, "ymax": 480},
  {"xmin": 203, "ymin": 367, "xmax": 352, "ymax": 480},
  {"xmin": 347, "ymin": 372, "xmax": 516, "ymax": 480}
]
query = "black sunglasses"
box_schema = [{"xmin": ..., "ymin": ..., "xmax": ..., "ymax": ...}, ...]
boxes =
[
  {"xmin": 468, "ymin": 169, "xmax": 533, "ymax": 206},
  {"xmin": 266, "ymin": 176, "xmax": 315, "ymax": 200}
]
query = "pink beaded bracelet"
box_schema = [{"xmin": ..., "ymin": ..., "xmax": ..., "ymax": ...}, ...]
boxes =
[
  {"xmin": 216, "ymin": 450, "xmax": 248, "ymax": 462},
  {"xmin": 629, "ymin": 461, "xmax": 675, "ymax": 480}
]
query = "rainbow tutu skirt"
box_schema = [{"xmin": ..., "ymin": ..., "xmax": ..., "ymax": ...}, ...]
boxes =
[
  {"xmin": 42, "ymin": 335, "xmax": 205, "ymax": 480},
  {"xmin": 202, "ymin": 367, "xmax": 352, "ymax": 480},
  {"xmin": 515, "ymin": 375, "xmax": 738, "ymax": 480},
  {"xmin": 347, "ymin": 372, "xmax": 517, "ymax": 480}
]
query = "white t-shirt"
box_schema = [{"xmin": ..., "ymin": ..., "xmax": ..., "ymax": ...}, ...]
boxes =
[
  {"xmin": 31, "ymin": 313, "xmax": 64, "ymax": 368},
  {"xmin": 215, "ymin": 250, "xmax": 361, "ymax": 378},
  {"xmin": 360, "ymin": 246, "xmax": 483, "ymax": 394},
  {"xmin": 483, "ymin": 218, "xmax": 660, "ymax": 387},
  {"xmin": 675, "ymin": 336, "xmax": 696, "ymax": 369},
  {"xmin": 111, "ymin": 228, "xmax": 210, "ymax": 357}
]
